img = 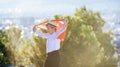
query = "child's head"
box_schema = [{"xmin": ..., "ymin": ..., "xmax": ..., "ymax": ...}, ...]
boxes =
[{"xmin": 46, "ymin": 21, "xmax": 57, "ymax": 34}]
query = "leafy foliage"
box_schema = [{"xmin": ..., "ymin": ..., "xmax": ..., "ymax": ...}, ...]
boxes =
[
  {"xmin": 55, "ymin": 7, "xmax": 116, "ymax": 67},
  {"xmin": 0, "ymin": 7, "xmax": 116, "ymax": 67}
]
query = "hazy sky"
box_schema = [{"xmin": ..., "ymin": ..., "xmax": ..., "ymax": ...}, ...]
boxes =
[
  {"xmin": 0, "ymin": 0, "xmax": 119, "ymax": 18},
  {"xmin": 0, "ymin": 0, "xmax": 120, "ymax": 38}
]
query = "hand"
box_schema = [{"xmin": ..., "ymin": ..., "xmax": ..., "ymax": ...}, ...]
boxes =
[
  {"xmin": 63, "ymin": 19, "xmax": 68, "ymax": 27},
  {"xmin": 64, "ymin": 19, "xmax": 68, "ymax": 24},
  {"xmin": 33, "ymin": 25, "xmax": 37, "ymax": 32}
]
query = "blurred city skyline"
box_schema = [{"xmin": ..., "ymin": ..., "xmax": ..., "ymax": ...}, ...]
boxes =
[{"xmin": 0, "ymin": 0, "xmax": 120, "ymax": 38}]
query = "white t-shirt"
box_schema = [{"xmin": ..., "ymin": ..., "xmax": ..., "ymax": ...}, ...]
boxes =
[{"xmin": 35, "ymin": 26, "xmax": 66, "ymax": 53}]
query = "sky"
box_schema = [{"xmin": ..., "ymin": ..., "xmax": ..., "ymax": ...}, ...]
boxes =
[{"xmin": 0, "ymin": 0, "xmax": 119, "ymax": 17}]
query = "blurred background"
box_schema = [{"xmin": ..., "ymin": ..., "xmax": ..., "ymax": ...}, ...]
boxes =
[
  {"xmin": 0, "ymin": 0, "xmax": 120, "ymax": 67},
  {"xmin": 0, "ymin": 0, "xmax": 120, "ymax": 38}
]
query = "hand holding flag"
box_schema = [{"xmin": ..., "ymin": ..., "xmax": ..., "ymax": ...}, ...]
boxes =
[{"xmin": 33, "ymin": 19, "xmax": 68, "ymax": 41}]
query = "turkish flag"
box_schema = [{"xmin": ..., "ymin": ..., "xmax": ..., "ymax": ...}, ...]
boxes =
[{"xmin": 35, "ymin": 19, "xmax": 68, "ymax": 41}]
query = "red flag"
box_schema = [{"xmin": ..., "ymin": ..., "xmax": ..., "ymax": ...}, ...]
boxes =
[{"xmin": 35, "ymin": 19, "xmax": 68, "ymax": 41}]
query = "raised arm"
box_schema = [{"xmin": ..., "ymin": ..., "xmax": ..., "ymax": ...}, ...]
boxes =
[
  {"xmin": 54, "ymin": 20, "xmax": 68, "ymax": 38},
  {"xmin": 33, "ymin": 25, "xmax": 49, "ymax": 38}
]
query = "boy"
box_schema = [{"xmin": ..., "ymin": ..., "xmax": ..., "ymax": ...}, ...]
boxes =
[{"xmin": 33, "ymin": 20, "xmax": 68, "ymax": 67}]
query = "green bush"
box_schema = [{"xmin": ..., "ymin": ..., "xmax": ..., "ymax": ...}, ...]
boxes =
[
  {"xmin": 0, "ymin": 7, "xmax": 116, "ymax": 67},
  {"xmin": 54, "ymin": 7, "xmax": 116, "ymax": 67}
]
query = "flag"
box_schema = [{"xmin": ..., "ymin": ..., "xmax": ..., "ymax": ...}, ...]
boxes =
[{"xmin": 35, "ymin": 19, "xmax": 68, "ymax": 41}]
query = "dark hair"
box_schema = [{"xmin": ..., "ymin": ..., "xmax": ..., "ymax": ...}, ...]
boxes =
[
  {"xmin": 46, "ymin": 23, "xmax": 57, "ymax": 31},
  {"xmin": 46, "ymin": 23, "xmax": 57, "ymax": 28}
]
